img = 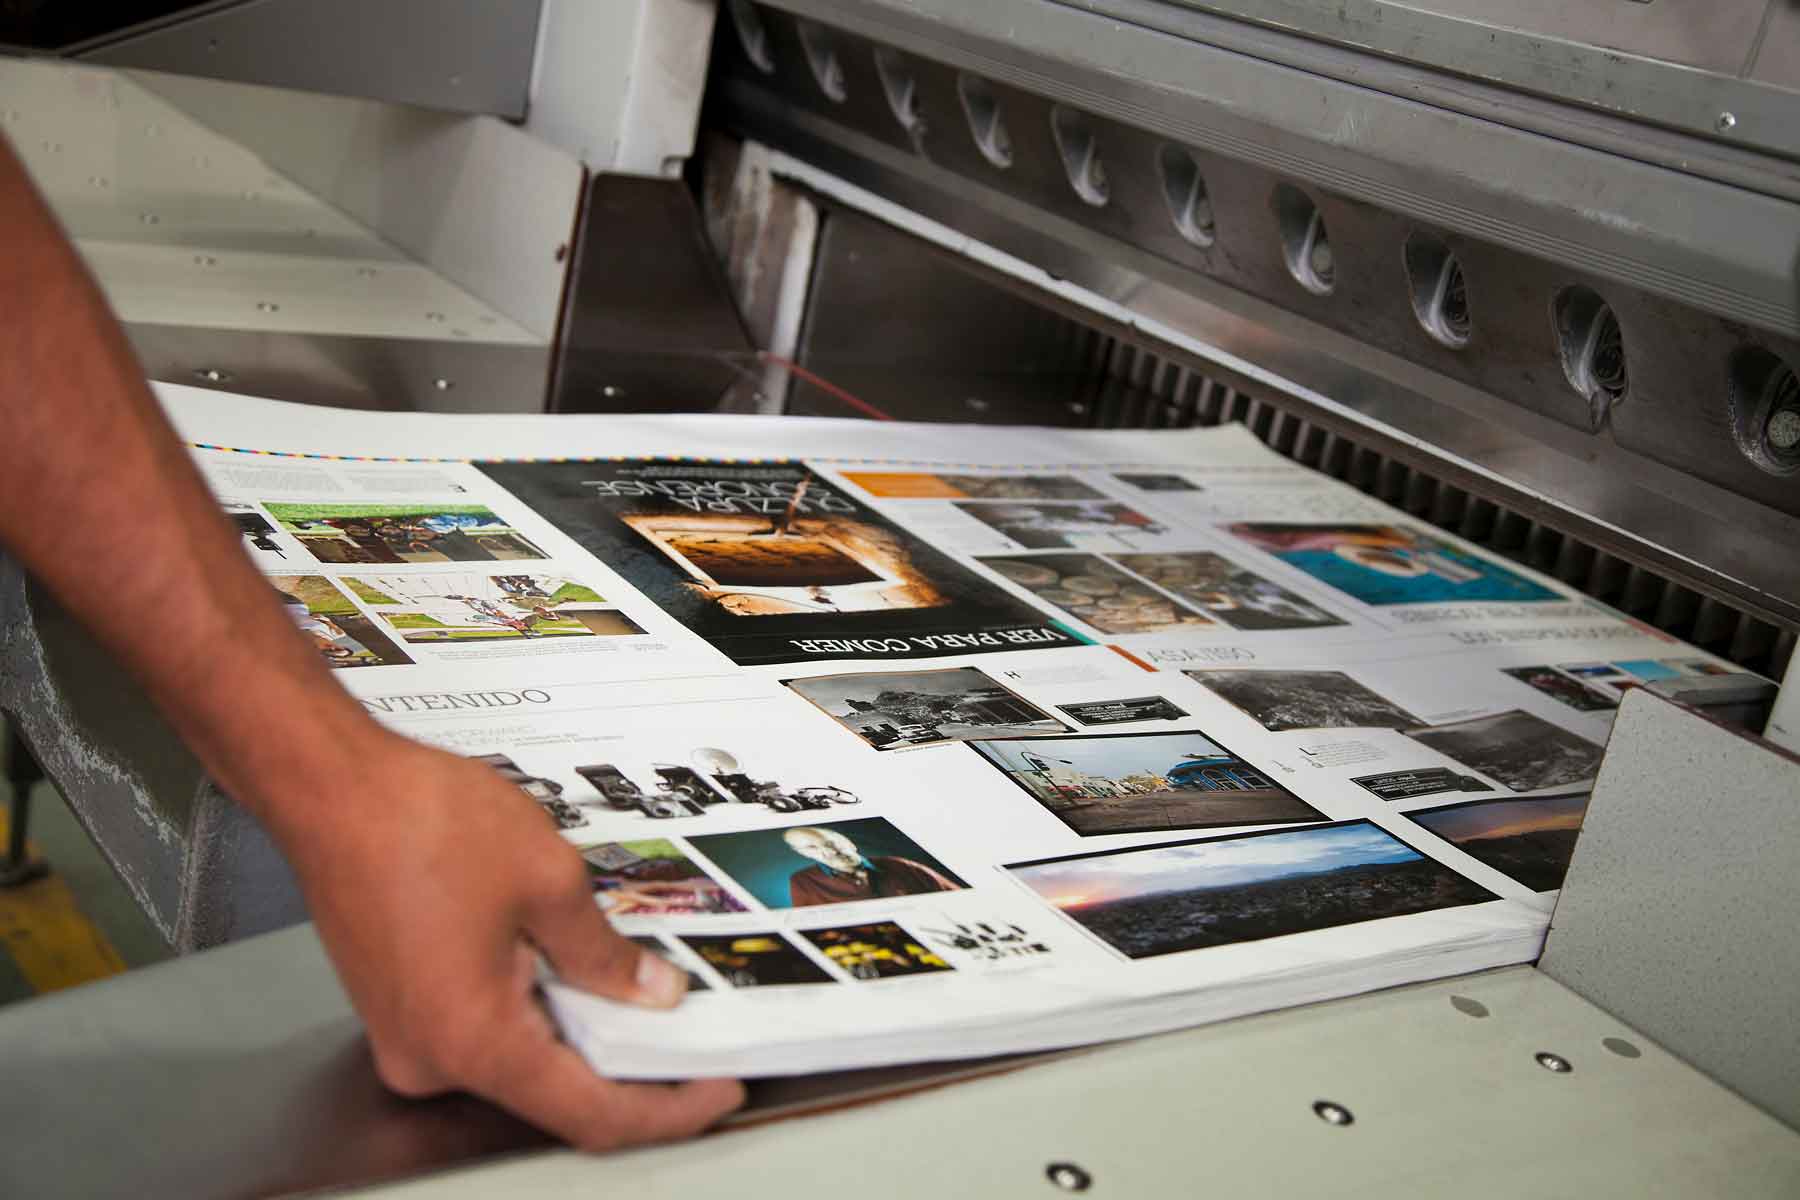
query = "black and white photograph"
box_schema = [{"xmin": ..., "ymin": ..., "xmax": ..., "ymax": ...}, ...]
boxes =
[
  {"xmin": 1184, "ymin": 669, "xmax": 1420, "ymax": 731},
  {"xmin": 954, "ymin": 501, "xmax": 1168, "ymax": 550},
  {"xmin": 1405, "ymin": 710, "xmax": 1605, "ymax": 793},
  {"xmin": 784, "ymin": 666, "xmax": 1067, "ymax": 751},
  {"xmin": 1112, "ymin": 473, "xmax": 1201, "ymax": 492},
  {"xmin": 969, "ymin": 730, "xmax": 1324, "ymax": 836},
  {"xmin": 1010, "ymin": 820, "xmax": 1497, "ymax": 960},
  {"xmin": 1110, "ymin": 552, "xmax": 1344, "ymax": 632},
  {"xmin": 978, "ymin": 553, "xmax": 1215, "ymax": 635}
]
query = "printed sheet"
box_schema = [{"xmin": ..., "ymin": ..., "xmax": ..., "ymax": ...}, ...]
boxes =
[{"xmin": 168, "ymin": 384, "xmax": 1745, "ymax": 1077}]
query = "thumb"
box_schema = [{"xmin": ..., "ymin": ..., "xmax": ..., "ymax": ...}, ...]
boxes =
[{"xmin": 526, "ymin": 861, "xmax": 688, "ymax": 1009}]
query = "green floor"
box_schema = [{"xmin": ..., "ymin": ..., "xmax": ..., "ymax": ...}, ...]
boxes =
[{"xmin": 1, "ymin": 724, "xmax": 174, "ymax": 1005}]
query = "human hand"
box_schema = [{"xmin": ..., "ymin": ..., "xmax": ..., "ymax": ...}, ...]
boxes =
[{"xmin": 270, "ymin": 731, "xmax": 745, "ymax": 1150}]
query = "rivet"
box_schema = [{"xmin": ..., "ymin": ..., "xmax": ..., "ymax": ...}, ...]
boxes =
[
  {"xmin": 1716, "ymin": 111, "xmax": 1738, "ymax": 133},
  {"xmin": 193, "ymin": 368, "xmax": 232, "ymax": 383},
  {"xmin": 1045, "ymin": 1162, "xmax": 1091, "ymax": 1192},
  {"xmin": 1313, "ymin": 1100, "xmax": 1354, "ymax": 1126},
  {"xmin": 432, "ymin": 378, "xmax": 455, "ymax": 391},
  {"xmin": 194, "ymin": 255, "xmax": 217, "ymax": 266},
  {"xmin": 1602, "ymin": 1037, "xmax": 1642, "ymax": 1059},
  {"xmin": 256, "ymin": 302, "xmax": 280, "ymax": 313},
  {"xmin": 1535, "ymin": 1052, "xmax": 1573, "ymax": 1074},
  {"xmin": 425, "ymin": 311, "xmax": 446, "ymax": 322},
  {"xmin": 602, "ymin": 385, "xmax": 626, "ymax": 398},
  {"xmin": 139, "ymin": 212, "xmax": 160, "ymax": 225}
]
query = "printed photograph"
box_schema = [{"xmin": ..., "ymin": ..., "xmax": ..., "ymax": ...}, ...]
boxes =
[
  {"xmin": 978, "ymin": 553, "xmax": 1215, "ymax": 635},
  {"xmin": 1057, "ymin": 696, "xmax": 1189, "ymax": 726},
  {"xmin": 916, "ymin": 918, "xmax": 1054, "ymax": 966},
  {"xmin": 800, "ymin": 921, "xmax": 955, "ymax": 980},
  {"xmin": 1612, "ymin": 659, "xmax": 1683, "ymax": 683},
  {"xmin": 1351, "ymin": 767, "xmax": 1493, "ymax": 802},
  {"xmin": 1561, "ymin": 662, "xmax": 1635, "ymax": 689},
  {"xmin": 624, "ymin": 935, "xmax": 709, "ymax": 991},
  {"xmin": 1110, "ymin": 552, "xmax": 1344, "ymax": 631},
  {"xmin": 227, "ymin": 505, "xmax": 287, "ymax": 561},
  {"xmin": 341, "ymin": 572, "xmax": 643, "ymax": 643},
  {"xmin": 840, "ymin": 472, "xmax": 1104, "ymax": 500},
  {"xmin": 1501, "ymin": 666, "xmax": 1618, "ymax": 713},
  {"xmin": 478, "ymin": 460, "xmax": 1067, "ymax": 666},
  {"xmin": 968, "ymin": 731, "xmax": 1323, "ymax": 836},
  {"xmin": 678, "ymin": 933, "xmax": 834, "ymax": 988},
  {"xmin": 1226, "ymin": 523, "xmax": 1559, "ymax": 606},
  {"xmin": 1184, "ymin": 669, "xmax": 1420, "ymax": 731},
  {"xmin": 955, "ymin": 500, "xmax": 1168, "ymax": 550},
  {"xmin": 1407, "ymin": 793, "xmax": 1589, "ymax": 892},
  {"xmin": 785, "ymin": 666, "xmax": 1067, "ymax": 751},
  {"xmin": 1009, "ymin": 820, "xmax": 1497, "ymax": 960},
  {"xmin": 688, "ymin": 817, "xmax": 968, "ymax": 910},
  {"xmin": 264, "ymin": 502, "xmax": 547, "ymax": 565},
  {"xmin": 578, "ymin": 839, "xmax": 748, "ymax": 915},
  {"xmin": 1405, "ymin": 710, "xmax": 1605, "ymax": 793},
  {"xmin": 576, "ymin": 750, "xmax": 861, "ymax": 821},
  {"xmin": 1112, "ymin": 473, "xmax": 1200, "ymax": 492},
  {"xmin": 270, "ymin": 575, "xmax": 410, "ymax": 669}
]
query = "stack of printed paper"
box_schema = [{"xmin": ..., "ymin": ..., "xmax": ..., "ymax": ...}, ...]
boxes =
[{"xmin": 170, "ymin": 385, "xmax": 1738, "ymax": 1078}]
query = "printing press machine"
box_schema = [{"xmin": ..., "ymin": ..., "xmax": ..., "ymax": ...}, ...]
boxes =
[{"xmin": 1, "ymin": 1, "xmax": 1799, "ymax": 1194}]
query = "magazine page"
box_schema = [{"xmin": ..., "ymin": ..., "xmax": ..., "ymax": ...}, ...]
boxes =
[{"xmin": 159, "ymin": 383, "xmax": 1749, "ymax": 1078}]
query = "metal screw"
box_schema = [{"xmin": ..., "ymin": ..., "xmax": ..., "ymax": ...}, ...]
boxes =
[
  {"xmin": 1764, "ymin": 407, "xmax": 1800, "ymax": 452},
  {"xmin": 139, "ymin": 212, "xmax": 160, "ymax": 225},
  {"xmin": 256, "ymin": 302, "xmax": 280, "ymax": 313},
  {"xmin": 193, "ymin": 368, "xmax": 232, "ymax": 384},
  {"xmin": 602, "ymin": 385, "xmax": 626, "ymax": 398},
  {"xmin": 425, "ymin": 311, "xmax": 446, "ymax": 322},
  {"xmin": 193, "ymin": 255, "xmax": 217, "ymax": 266},
  {"xmin": 1044, "ymin": 1162, "xmax": 1092, "ymax": 1192},
  {"xmin": 1716, "ymin": 111, "xmax": 1738, "ymax": 133},
  {"xmin": 432, "ymin": 378, "xmax": 454, "ymax": 391},
  {"xmin": 1535, "ymin": 1052, "xmax": 1573, "ymax": 1074},
  {"xmin": 1313, "ymin": 1100, "xmax": 1355, "ymax": 1126}
]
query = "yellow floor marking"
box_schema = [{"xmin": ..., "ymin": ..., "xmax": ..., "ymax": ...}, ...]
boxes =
[{"xmin": 0, "ymin": 811, "xmax": 126, "ymax": 994}]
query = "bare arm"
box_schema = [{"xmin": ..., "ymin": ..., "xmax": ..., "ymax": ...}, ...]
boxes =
[{"xmin": 0, "ymin": 135, "xmax": 742, "ymax": 1148}]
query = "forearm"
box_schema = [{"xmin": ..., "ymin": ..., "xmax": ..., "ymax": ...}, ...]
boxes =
[{"xmin": 0, "ymin": 135, "xmax": 386, "ymax": 847}]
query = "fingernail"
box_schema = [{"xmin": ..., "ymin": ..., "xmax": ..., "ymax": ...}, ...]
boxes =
[{"xmin": 634, "ymin": 951, "xmax": 686, "ymax": 1008}]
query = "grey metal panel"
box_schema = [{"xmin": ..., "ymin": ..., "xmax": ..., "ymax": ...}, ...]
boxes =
[
  {"xmin": 1541, "ymin": 689, "xmax": 1800, "ymax": 1130},
  {"xmin": 754, "ymin": 0, "xmax": 1800, "ymax": 337},
  {"xmin": 550, "ymin": 175, "xmax": 758, "ymax": 413},
  {"xmin": 7, "ymin": 921, "xmax": 1797, "ymax": 1198},
  {"xmin": 716, "ymin": 96, "xmax": 1800, "ymax": 629},
  {"xmin": 1129, "ymin": 1, "xmax": 1797, "ymax": 154},
  {"xmin": 127, "ymin": 326, "xmax": 553, "ymax": 414},
  {"xmin": 1751, "ymin": 2, "xmax": 1800, "ymax": 90},
  {"xmin": 76, "ymin": 0, "xmax": 543, "ymax": 119},
  {"xmin": 0, "ymin": 571, "xmax": 307, "ymax": 950}
]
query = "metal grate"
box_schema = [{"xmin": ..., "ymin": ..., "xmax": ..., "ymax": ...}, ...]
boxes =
[{"xmin": 1067, "ymin": 334, "xmax": 1796, "ymax": 680}]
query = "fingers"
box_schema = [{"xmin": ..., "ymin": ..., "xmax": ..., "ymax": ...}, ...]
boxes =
[
  {"xmin": 524, "ymin": 852, "xmax": 687, "ymax": 1009},
  {"xmin": 468, "ymin": 997, "xmax": 746, "ymax": 1151}
]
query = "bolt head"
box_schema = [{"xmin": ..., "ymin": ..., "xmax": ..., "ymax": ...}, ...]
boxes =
[
  {"xmin": 1044, "ymin": 1162, "xmax": 1092, "ymax": 1192},
  {"xmin": 1313, "ymin": 1100, "xmax": 1355, "ymax": 1126},
  {"xmin": 1716, "ymin": 111, "xmax": 1738, "ymax": 133},
  {"xmin": 1535, "ymin": 1051, "xmax": 1573, "ymax": 1074},
  {"xmin": 1764, "ymin": 407, "xmax": 1800, "ymax": 452}
]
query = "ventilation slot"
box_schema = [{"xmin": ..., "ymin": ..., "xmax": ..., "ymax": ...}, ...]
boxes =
[
  {"xmin": 956, "ymin": 74, "xmax": 1012, "ymax": 168},
  {"xmin": 1554, "ymin": 286, "xmax": 1628, "ymax": 428},
  {"xmin": 1050, "ymin": 107, "xmax": 1109, "ymax": 207},
  {"xmin": 1158, "ymin": 145, "xmax": 1215, "ymax": 248},
  {"xmin": 1274, "ymin": 185, "xmax": 1333, "ymax": 295},
  {"xmin": 874, "ymin": 48, "xmax": 924, "ymax": 136},
  {"xmin": 1405, "ymin": 234, "xmax": 1470, "ymax": 349},
  {"xmin": 1729, "ymin": 347, "xmax": 1800, "ymax": 476},
  {"xmin": 726, "ymin": 0, "xmax": 775, "ymax": 74},
  {"xmin": 795, "ymin": 19, "xmax": 846, "ymax": 103}
]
